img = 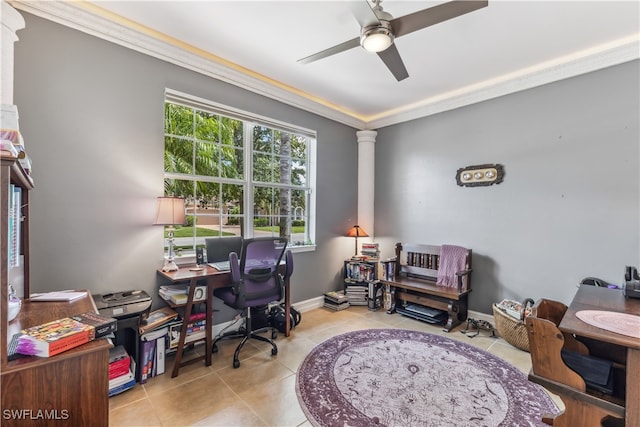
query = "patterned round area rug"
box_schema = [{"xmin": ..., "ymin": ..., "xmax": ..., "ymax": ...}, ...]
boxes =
[{"xmin": 296, "ymin": 329, "xmax": 558, "ymax": 427}]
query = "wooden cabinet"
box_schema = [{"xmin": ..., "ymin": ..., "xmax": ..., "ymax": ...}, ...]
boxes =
[
  {"xmin": 1, "ymin": 156, "xmax": 111, "ymax": 426},
  {"xmin": 1, "ymin": 294, "xmax": 111, "ymax": 426}
]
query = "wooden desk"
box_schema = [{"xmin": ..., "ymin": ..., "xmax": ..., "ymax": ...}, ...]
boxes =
[
  {"xmin": 559, "ymin": 285, "xmax": 640, "ymax": 427},
  {"xmin": 157, "ymin": 265, "xmax": 292, "ymax": 378},
  {"xmin": 1, "ymin": 291, "xmax": 111, "ymax": 427}
]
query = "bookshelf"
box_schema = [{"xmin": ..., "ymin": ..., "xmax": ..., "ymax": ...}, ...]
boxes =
[
  {"xmin": 1, "ymin": 156, "xmax": 33, "ymax": 367},
  {"xmin": 343, "ymin": 259, "xmax": 379, "ymax": 308}
]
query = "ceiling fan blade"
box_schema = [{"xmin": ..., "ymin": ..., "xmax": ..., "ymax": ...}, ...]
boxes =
[
  {"xmin": 377, "ymin": 44, "xmax": 409, "ymax": 81},
  {"xmin": 391, "ymin": 0, "xmax": 488, "ymax": 38},
  {"xmin": 298, "ymin": 37, "xmax": 360, "ymax": 64},
  {"xmin": 349, "ymin": 0, "xmax": 380, "ymax": 28}
]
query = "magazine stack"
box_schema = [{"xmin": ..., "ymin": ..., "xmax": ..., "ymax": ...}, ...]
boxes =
[
  {"xmin": 324, "ymin": 291, "xmax": 350, "ymax": 311},
  {"xmin": 360, "ymin": 242, "xmax": 380, "ymax": 260}
]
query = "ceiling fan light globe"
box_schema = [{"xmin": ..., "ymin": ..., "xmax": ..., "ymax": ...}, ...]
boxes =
[{"xmin": 361, "ymin": 29, "xmax": 394, "ymax": 52}]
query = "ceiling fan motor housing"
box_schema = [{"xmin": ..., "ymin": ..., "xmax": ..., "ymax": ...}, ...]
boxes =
[{"xmin": 360, "ymin": 20, "xmax": 394, "ymax": 52}]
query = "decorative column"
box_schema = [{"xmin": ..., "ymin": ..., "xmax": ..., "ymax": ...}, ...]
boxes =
[
  {"xmin": 1, "ymin": 0, "xmax": 25, "ymax": 105},
  {"xmin": 356, "ymin": 130, "xmax": 377, "ymax": 240}
]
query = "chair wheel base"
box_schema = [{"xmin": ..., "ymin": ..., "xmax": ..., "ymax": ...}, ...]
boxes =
[
  {"xmin": 212, "ymin": 344, "xmax": 219, "ymax": 353},
  {"xmin": 271, "ymin": 347, "xmax": 278, "ymax": 355},
  {"xmin": 233, "ymin": 359, "xmax": 240, "ymax": 368}
]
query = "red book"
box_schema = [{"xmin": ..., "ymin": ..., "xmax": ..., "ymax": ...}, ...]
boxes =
[
  {"xmin": 109, "ymin": 361, "xmax": 131, "ymax": 380},
  {"xmin": 109, "ymin": 345, "xmax": 131, "ymax": 379},
  {"xmin": 16, "ymin": 318, "xmax": 94, "ymax": 357}
]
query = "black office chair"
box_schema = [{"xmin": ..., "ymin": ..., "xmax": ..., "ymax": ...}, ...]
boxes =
[{"xmin": 212, "ymin": 236, "xmax": 288, "ymax": 368}]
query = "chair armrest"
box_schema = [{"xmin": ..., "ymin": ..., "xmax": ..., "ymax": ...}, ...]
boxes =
[
  {"xmin": 456, "ymin": 269, "xmax": 472, "ymax": 277},
  {"xmin": 455, "ymin": 269, "xmax": 472, "ymax": 292},
  {"xmin": 229, "ymin": 251, "xmax": 241, "ymax": 284}
]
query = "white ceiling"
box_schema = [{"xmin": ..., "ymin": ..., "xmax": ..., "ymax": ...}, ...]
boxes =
[{"xmin": 13, "ymin": 1, "xmax": 640, "ymax": 128}]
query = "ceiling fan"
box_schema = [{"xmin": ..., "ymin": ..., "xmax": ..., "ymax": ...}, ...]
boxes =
[{"xmin": 298, "ymin": 0, "xmax": 488, "ymax": 81}]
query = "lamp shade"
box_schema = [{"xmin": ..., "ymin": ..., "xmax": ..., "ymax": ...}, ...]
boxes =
[
  {"xmin": 154, "ymin": 196, "xmax": 186, "ymax": 226},
  {"xmin": 346, "ymin": 225, "xmax": 369, "ymax": 238}
]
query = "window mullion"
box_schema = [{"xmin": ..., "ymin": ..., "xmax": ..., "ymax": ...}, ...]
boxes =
[{"xmin": 244, "ymin": 122, "xmax": 254, "ymax": 238}]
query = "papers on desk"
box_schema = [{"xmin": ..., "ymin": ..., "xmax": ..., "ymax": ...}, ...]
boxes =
[
  {"xmin": 30, "ymin": 291, "xmax": 87, "ymax": 302},
  {"xmin": 208, "ymin": 261, "xmax": 230, "ymax": 271}
]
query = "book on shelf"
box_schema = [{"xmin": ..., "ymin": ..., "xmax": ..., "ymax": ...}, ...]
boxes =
[
  {"xmin": 109, "ymin": 354, "xmax": 136, "ymax": 397},
  {"xmin": 345, "ymin": 261, "xmax": 376, "ymax": 282},
  {"xmin": 70, "ymin": 311, "xmax": 117, "ymax": 338},
  {"xmin": 155, "ymin": 333, "xmax": 166, "ymax": 376},
  {"xmin": 170, "ymin": 294, "xmax": 188, "ymax": 305},
  {"xmin": 168, "ymin": 319, "xmax": 207, "ymax": 349},
  {"xmin": 139, "ymin": 339, "xmax": 156, "ymax": 384},
  {"xmin": 16, "ymin": 317, "xmax": 95, "ymax": 357},
  {"xmin": 159, "ymin": 284, "xmax": 207, "ymax": 303},
  {"xmin": 158, "ymin": 284, "xmax": 188, "ymax": 300},
  {"xmin": 109, "ymin": 345, "xmax": 131, "ymax": 380},
  {"xmin": 139, "ymin": 307, "xmax": 178, "ymax": 335}
]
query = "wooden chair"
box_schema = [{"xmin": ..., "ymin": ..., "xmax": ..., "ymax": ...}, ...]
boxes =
[{"xmin": 525, "ymin": 299, "xmax": 625, "ymax": 427}]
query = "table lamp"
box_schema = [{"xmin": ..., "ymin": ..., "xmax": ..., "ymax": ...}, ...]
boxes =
[
  {"xmin": 346, "ymin": 225, "xmax": 368, "ymax": 256},
  {"xmin": 154, "ymin": 196, "xmax": 186, "ymax": 272}
]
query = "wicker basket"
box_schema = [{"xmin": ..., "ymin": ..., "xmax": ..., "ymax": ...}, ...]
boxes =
[{"xmin": 492, "ymin": 298, "xmax": 534, "ymax": 352}]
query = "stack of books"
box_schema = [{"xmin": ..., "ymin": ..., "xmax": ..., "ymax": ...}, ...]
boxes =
[
  {"xmin": 360, "ymin": 242, "xmax": 380, "ymax": 260},
  {"xmin": 158, "ymin": 284, "xmax": 188, "ymax": 303},
  {"xmin": 324, "ymin": 291, "xmax": 350, "ymax": 311},
  {"xmin": 345, "ymin": 284, "xmax": 368, "ymax": 306},
  {"xmin": 158, "ymin": 284, "xmax": 207, "ymax": 304},
  {"xmin": 108, "ymin": 345, "xmax": 136, "ymax": 396},
  {"xmin": 15, "ymin": 312, "xmax": 116, "ymax": 358},
  {"xmin": 167, "ymin": 313, "xmax": 208, "ymax": 350}
]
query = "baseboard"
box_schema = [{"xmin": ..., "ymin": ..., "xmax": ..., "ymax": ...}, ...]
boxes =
[
  {"xmin": 468, "ymin": 310, "xmax": 494, "ymax": 324},
  {"xmin": 292, "ymin": 296, "xmax": 324, "ymax": 312}
]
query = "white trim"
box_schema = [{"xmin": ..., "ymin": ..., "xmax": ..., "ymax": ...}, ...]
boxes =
[
  {"xmin": 293, "ymin": 295, "xmax": 324, "ymax": 313},
  {"xmin": 10, "ymin": 1, "xmax": 639, "ymax": 130},
  {"xmin": 366, "ymin": 36, "xmax": 640, "ymax": 129}
]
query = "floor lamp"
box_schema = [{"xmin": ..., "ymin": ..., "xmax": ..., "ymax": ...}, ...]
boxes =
[
  {"xmin": 154, "ymin": 196, "xmax": 186, "ymax": 272},
  {"xmin": 346, "ymin": 225, "xmax": 369, "ymax": 256}
]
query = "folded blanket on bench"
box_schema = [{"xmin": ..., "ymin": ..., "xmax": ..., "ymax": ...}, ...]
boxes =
[{"xmin": 436, "ymin": 244, "xmax": 468, "ymax": 289}]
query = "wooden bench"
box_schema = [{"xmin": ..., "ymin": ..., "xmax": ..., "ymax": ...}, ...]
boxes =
[
  {"xmin": 381, "ymin": 242, "xmax": 472, "ymax": 332},
  {"xmin": 525, "ymin": 299, "xmax": 626, "ymax": 427}
]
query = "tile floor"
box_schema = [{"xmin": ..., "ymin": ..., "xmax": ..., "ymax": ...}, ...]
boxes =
[{"xmin": 109, "ymin": 306, "xmax": 561, "ymax": 426}]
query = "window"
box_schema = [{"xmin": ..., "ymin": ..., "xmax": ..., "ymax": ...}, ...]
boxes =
[{"xmin": 163, "ymin": 90, "xmax": 316, "ymax": 256}]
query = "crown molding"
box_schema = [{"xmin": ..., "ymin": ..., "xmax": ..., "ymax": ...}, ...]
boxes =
[
  {"xmin": 366, "ymin": 35, "xmax": 639, "ymax": 129},
  {"xmin": 10, "ymin": 0, "xmax": 366, "ymax": 129},
  {"xmin": 10, "ymin": 1, "xmax": 639, "ymax": 131}
]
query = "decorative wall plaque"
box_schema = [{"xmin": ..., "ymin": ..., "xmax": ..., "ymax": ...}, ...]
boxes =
[{"xmin": 456, "ymin": 164, "xmax": 504, "ymax": 187}]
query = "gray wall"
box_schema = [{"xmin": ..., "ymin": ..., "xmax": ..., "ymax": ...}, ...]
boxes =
[
  {"xmin": 14, "ymin": 13, "xmax": 359, "ymax": 316},
  {"xmin": 375, "ymin": 60, "xmax": 640, "ymax": 312}
]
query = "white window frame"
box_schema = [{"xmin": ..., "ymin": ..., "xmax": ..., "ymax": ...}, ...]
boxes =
[{"xmin": 164, "ymin": 89, "xmax": 316, "ymax": 254}]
